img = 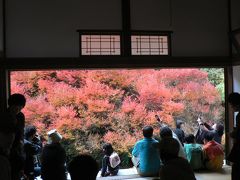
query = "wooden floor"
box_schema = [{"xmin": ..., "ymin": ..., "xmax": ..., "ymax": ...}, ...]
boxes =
[
  {"xmin": 96, "ymin": 165, "xmax": 231, "ymax": 180},
  {"xmin": 36, "ymin": 165, "xmax": 231, "ymax": 180}
]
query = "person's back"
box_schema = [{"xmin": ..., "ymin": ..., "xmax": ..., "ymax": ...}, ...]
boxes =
[
  {"xmin": 227, "ymin": 92, "xmax": 240, "ymax": 180},
  {"xmin": 160, "ymin": 157, "xmax": 196, "ymax": 180},
  {"xmin": 9, "ymin": 112, "xmax": 25, "ymax": 180},
  {"xmin": 159, "ymin": 138, "xmax": 196, "ymax": 180},
  {"xmin": 174, "ymin": 120, "xmax": 185, "ymax": 145},
  {"xmin": 202, "ymin": 122, "xmax": 224, "ymax": 144},
  {"xmin": 203, "ymin": 132, "xmax": 224, "ymax": 171},
  {"xmin": 132, "ymin": 126, "xmax": 161, "ymax": 176},
  {"xmin": 195, "ymin": 117, "xmax": 209, "ymax": 144},
  {"xmin": 184, "ymin": 134, "xmax": 203, "ymax": 170},
  {"xmin": 1, "ymin": 94, "xmax": 26, "ymax": 180},
  {"xmin": 68, "ymin": 154, "xmax": 99, "ymax": 180},
  {"xmin": 41, "ymin": 130, "xmax": 66, "ymax": 180},
  {"xmin": 101, "ymin": 143, "xmax": 120, "ymax": 177},
  {"xmin": 160, "ymin": 126, "xmax": 186, "ymax": 159}
]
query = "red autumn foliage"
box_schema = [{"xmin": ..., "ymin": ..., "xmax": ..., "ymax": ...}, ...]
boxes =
[{"xmin": 10, "ymin": 69, "xmax": 224, "ymax": 167}]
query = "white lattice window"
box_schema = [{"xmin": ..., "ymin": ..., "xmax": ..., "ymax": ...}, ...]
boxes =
[
  {"xmin": 81, "ymin": 35, "xmax": 121, "ymax": 55},
  {"xmin": 131, "ymin": 35, "xmax": 169, "ymax": 55}
]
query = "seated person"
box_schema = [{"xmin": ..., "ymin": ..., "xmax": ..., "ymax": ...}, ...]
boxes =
[
  {"xmin": 68, "ymin": 154, "xmax": 99, "ymax": 180},
  {"xmin": 203, "ymin": 122, "xmax": 224, "ymax": 144},
  {"xmin": 184, "ymin": 134, "xmax": 203, "ymax": 170},
  {"xmin": 159, "ymin": 137, "xmax": 196, "ymax": 180},
  {"xmin": 160, "ymin": 126, "xmax": 186, "ymax": 159},
  {"xmin": 101, "ymin": 143, "xmax": 120, "ymax": 177},
  {"xmin": 132, "ymin": 125, "xmax": 161, "ymax": 177},
  {"xmin": 202, "ymin": 132, "xmax": 224, "ymax": 171}
]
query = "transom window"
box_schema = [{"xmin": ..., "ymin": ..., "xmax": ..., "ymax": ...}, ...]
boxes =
[
  {"xmin": 131, "ymin": 35, "xmax": 169, "ymax": 55},
  {"xmin": 81, "ymin": 35, "xmax": 121, "ymax": 55},
  {"xmin": 77, "ymin": 30, "xmax": 171, "ymax": 56}
]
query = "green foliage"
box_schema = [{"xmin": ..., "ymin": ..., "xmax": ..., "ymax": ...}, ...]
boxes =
[
  {"xmin": 201, "ymin": 68, "xmax": 225, "ymax": 102},
  {"xmin": 119, "ymin": 151, "xmax": 133, "ymax": 168}
]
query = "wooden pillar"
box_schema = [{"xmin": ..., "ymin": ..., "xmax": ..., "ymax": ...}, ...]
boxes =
[
  {"xmin": 0, "ymin": 67, "xmax": 8, "ymax": 113},
  {"xmin": 0, "ymin": 0, "xmax": 8, "ymax": 113},
  {"xmin": 121, "ymin": 0, "xmax": 131, "ymax": 56},
  {"xmin": 224, "ymin": 66, "xmax": 233, "ymax": 164}
]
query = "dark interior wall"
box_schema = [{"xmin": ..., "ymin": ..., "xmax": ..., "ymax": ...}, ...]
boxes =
[
  {"xmin": 5, "ymin": 0, "xmax": 121, "ymax": 57},
  {"xmin": 5, "ymin": 0, "xmax": 229, "ymax": 58},
  {"xmin": 131, "ymin": 0, "xmax": 229, "ymax": 57},
  {"xmin": 130, "ymin": 0, "xmax": 171, "ymax": 30},
  {"xmin": 0, "ymin": 0, "xmax": 3, "ymax": 53},
  {"xmin": 171, "ymin": 0, "xmax": 229, "ymax": 56},
  {"xmin": 231, "ymin": 0, "xmax": 240, "ymax": 30}
]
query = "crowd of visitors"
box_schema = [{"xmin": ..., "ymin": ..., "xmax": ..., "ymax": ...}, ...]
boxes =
[{"xmin": 0, "ymin": 92, "xmax": 239, "ymax": 180}]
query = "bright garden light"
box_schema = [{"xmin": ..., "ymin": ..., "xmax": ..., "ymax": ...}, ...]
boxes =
[{"xmin": 10, "ymin": 68, "xmax": 224, "ymax": 167}]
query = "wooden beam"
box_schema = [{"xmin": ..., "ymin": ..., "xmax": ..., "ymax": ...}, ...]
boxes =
[{"xmin": 2, "ymin": 56, "xmax": 232, "ymax": 70}]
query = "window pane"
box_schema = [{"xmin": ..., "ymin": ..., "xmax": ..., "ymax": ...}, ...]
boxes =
[
  {"xmin": 81, "ymin": 35, "xmax": 121, "ymax": 55},
  {"xmin": 131, "ymin": 35, "xmax": 169, "ymax": 55}
]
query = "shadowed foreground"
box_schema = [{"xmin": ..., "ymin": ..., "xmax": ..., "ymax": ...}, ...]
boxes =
[{"xmin": 36, "ymin": 165, "xmax": 230, "ymax": 180}]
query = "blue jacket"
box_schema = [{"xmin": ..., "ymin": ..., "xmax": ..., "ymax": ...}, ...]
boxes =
[{"xmin": 132, "ymin": 138, "xmax": 161, "ymax": 175}]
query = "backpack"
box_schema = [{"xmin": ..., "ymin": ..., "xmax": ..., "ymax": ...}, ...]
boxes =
[
  {"xmin": 109, "ymin": 152, "xmax": 121, "ymax": 168},
  {"xmin": 189, "ymin": 146, "xmax": 203, "ymax": 170}
]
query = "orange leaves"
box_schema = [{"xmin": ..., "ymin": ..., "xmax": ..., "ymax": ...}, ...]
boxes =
[
  {"xmin": 103, "ymin": 131, "xmax": 137, "ymax": 152},
  {"xmin": 121, "ymin": 97, "xmax": 138, "ymax": 113},
  {"xmin": 86, "ymin": 99, "xmax": 114, "ymax": 112},
  {"xmin": 10, "ymin": 68, "xmax": 224, "ymax": 162}
]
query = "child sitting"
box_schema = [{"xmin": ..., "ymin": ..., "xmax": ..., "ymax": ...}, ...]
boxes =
[
  {"xmin": 101, "ymin": 143, "xmax": 120, "ymax": 177},
  {"xmin": 184, "ymin": 134, "xmax": 203, "ymax": 170},
  {"xmin": 203, "ymin": 132, "xmax": 224, "ymax": 171}
]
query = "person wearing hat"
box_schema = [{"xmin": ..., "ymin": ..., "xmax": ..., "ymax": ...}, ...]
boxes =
[{"xmin": 41, "ymin": 129, "xmax": 67, "ymax": 180}]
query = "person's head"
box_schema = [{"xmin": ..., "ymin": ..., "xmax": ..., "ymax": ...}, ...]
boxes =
[
  {"xmin": 159, "ymin": 137, "xmax": 179, "ymax": 162},
  {"xmin": 0, "ymin": 132, "xmax": 15, "ymax": 155},
  {"xmin": 185, "ymin": 134, "xmax": 195, "ymax": 144},
  {"xmin": 228, "ymin": 92, "xmax": 240, "ymax": 111},
  {"xmin": 68, "ymin": 154, "xmax": 99, "ymax": 180},
  {"xmin": 203, "ymin": 131, "xmax": 214, "ymax": 144},
  {"xmin": 176, "ymin": 119, "xmax": 184, "ymax": 129},
  {"xmin": 142, "ymin": 125, "xmax": 153, "ymax": 138},
  {"xmin": 8, "ymin": 93, "xmax": 26, "ymax": 115},
  {"xmin": 102, "ymin": 143, "xmax": 114, "ymax": 156},
  {"xmin": 47, "ymin": 129, "xmax": 62, "ymax": 144},
  {"xmin": 160, "ymin": 126, "xmax": 172, "ymax": 138},
  {"xmin": 24, "ymin": 125, "xmax": 37, "ymax": 140}
]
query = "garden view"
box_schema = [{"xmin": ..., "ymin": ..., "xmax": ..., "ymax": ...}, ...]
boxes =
[{"xmin": 10, "ymin": 68, "xmax": 225, "ymax": 167}]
